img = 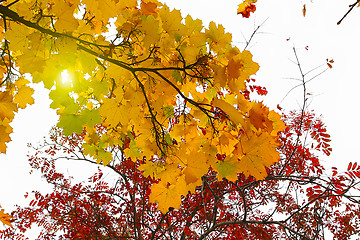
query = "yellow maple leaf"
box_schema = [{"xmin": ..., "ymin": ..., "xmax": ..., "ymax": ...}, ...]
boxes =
[
  {"xmin": 27, "ymin": 32, "xmax": 43, "ymax": 51},
  {"xmin": 183, "ymin": 151, "xmax": 210, "ymax": 191},
  {"xmin": 213, "ymin": 64, "xmax": 227, "ymax": 87},
  {"xmin": 51, "ymin": 0, "xmax": 79, "ymax": 32},
  {"xmin": 185, "ymin": 15, "xmax": 203, "ymax": 36},
  {"xmin": 135, "ymin": 121, "xmax": 159, "ymax": 159},
  {"xmin": 0, "ymin": 118, "xmax": 13, "ymax": 154},
  {"xmin": 157, "ymin": 163, "xmax": 181, "ymax": 183},
  {"xmin": 13, "ymin": 1, "xmax": 37, "ymax": 20},
  {"xmin": 240, "ymin": 50, "xmax": 260, "ymax": 80},
  {"xmin": 213, "ymin": 98, "xmax": 245, "ymax": 126},
  {"xmin": 205, "ymin": 22, "xmax": 232, "ymax": 53},
  {"xmin": 140, "ymin": 15, "xmax": 161, "ymax": 49},
  {"xmin": 181, "ymin": 45, "xmax": 202, "ymax": 65},
  {"xmin": 213, "ymin": 132, "xmax": 238, "ymax": 155},
  {"xmin": 159, "ymin": 6, "xmax": 186, "ymax": 39},
  {"xmin": 237, "ymin": 132, "xmax": 280, "ymax": 179},
  {"xmin": 268, "ymin": 110, "xmax": 286, "ymax": 136},
  {"xmin": 83, "ymin": 0, "xmax": 120, "ymax": 23},
  {"xmin": 235, "ymin": 93, "xmax": 252, "ymax": 113},
  {"xmin": 99, "ymin": 98, "xmax": 125, "ymax": 127},
  {"xmin": 97, "ymin": 148, "xmax": 113, "ymax": 166},
  {"xmin": 149, "ymin": 173, "xmax": 187, "ymax": 213},
  {"xmin": 4, "ymin": 22, "xmax": 30, "ymax": 52},
  {"xmin": 0, "ymin": 91, "xmax": 18, "ymax": 121},
  {"xmin": 248, "ymin": 102, "xmax": 272, "ymax": 130},
  {"xmin": 138, "ymin": 161, "xmax": 165, "ymax": 179},
  {"xmin": 226, "ymin": 50, "xmax": 259, "ymax": 83},
  {"xmin": 14, "ymin": 85, "xmax": 34, "ymax": 109},
  {"xmin": 16, "ymin": 50, "xmax": 46, "ymax": 74},
  {"xmin": 171, "ymin": 117, "xmax": 199, "ymax": 142}
]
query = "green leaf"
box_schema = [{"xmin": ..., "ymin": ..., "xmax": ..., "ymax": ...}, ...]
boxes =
[
  {"xmin": 215, "ymin": 156, "xmax": 240, "ymax": 182},
  {"xmin": 172, "ymin": 70, "xmax": 183, "ymax": 83},
  {"xmin": 57, "ymin": 114, "xmax": 84, "ymax": 135},
  {"xmin": 165, "ymin": 133, "xmax": 172, "ymax": 144},
  {"xmin": 81, "ymin": 108, "xmax": 101, "ymax": 127},
  {"xmin": 174, "ymin": 32, "xmax": 182, "ymax": 42},
  {"xmin": 49, "ymin": 89, "xmax": 74, "ymax": 110},
  {"xmin": 83, "ymin": 143, "xmax": 96, "ymax": 157},
  {"xmin": 97, "ymin": 148, "xmax": 113, "ymax": 165},
  {"xmin": 124, "ymin": 140, "xmax": 142, "ymax": 159},
  {"xmin": 163, "ymin": 105, "xmax": 174, "ymax": 118}
]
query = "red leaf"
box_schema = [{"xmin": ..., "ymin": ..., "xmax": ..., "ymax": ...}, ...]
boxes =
[
  {"xmin": 353, "ymin": 162, "xmax": 358, "ymax": 171},
  {"xmin": 347, "ymin": 162, "xmax": 352, "ymax": 172}
]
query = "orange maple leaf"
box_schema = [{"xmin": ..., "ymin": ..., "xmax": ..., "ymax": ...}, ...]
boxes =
[
  {"xmin": 248, "ymin": 102, "xmax": 272, "ymax": 130},
  {"xmin": 237, "ymin": 0, "xmax": 257, "ymax": 18},
  {"xmin": 0, "ymin": 207, "xmax": 12, "ymax": 227},
  {"xmin": 227, "ymin": 58, "xmax": 242, "ymax": 80},
  {"xmin": 140, "ymin": 0, "xmax": 162, "ymax": 17}
]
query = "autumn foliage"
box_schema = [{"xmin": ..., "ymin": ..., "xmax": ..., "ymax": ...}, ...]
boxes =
[
  {"xmin": 1, "ymin": 112, "xmax": 360, "ymax": 239},
  {"xmin": 0, "ymin": 0, "xmax": 360, "ymax": 239},
  {"xmin": 0, "ymin": 0, "xmax": 286, "ymax": 212}
]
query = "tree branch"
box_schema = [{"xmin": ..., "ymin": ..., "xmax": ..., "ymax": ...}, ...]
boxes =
[{"xmin": 337, "ymin": 0, "xmax": 360, "ymax": 25}]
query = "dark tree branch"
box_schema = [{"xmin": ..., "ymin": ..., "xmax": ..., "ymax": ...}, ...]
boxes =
[{"xmin": 337, "ymin": 0, "xmax": 360, "ymax": 25}]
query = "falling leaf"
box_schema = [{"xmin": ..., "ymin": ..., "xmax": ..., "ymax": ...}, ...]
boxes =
[
  {"xmin": 237, "ymin": 0, "xmax": 257, "ymax": 18},
  {"xmin": 303, "ymin": 4, "xmax": 306, "ymax": 17}
]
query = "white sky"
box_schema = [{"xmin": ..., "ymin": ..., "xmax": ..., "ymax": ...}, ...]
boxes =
[{"xmin": 1, "ymin": 0, "xmax": 359, "ymax": 220}]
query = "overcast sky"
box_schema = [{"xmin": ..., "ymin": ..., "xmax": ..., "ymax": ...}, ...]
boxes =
[{"xmin": 1, "ymin": 0, "xmax": 359, "ymax": 219}]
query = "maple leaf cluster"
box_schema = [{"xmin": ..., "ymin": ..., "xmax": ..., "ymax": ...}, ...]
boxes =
[
  {"xmin": 0, "ymin": 0, "xmax": 287, "ymax": 212},
  {"xmin": 0, "ymin": 78, "xmax": 34, "ymax": 153}
]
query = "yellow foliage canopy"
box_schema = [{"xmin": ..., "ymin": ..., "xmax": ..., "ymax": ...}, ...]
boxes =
[{"xmin": 0, "ymin": 0, "xmax": 285, "ymax": 213}]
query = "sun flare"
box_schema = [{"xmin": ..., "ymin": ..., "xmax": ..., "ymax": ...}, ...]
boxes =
[{"xmin": 61, "ymin": 69, "xmax": 70, "ymax": 84}]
